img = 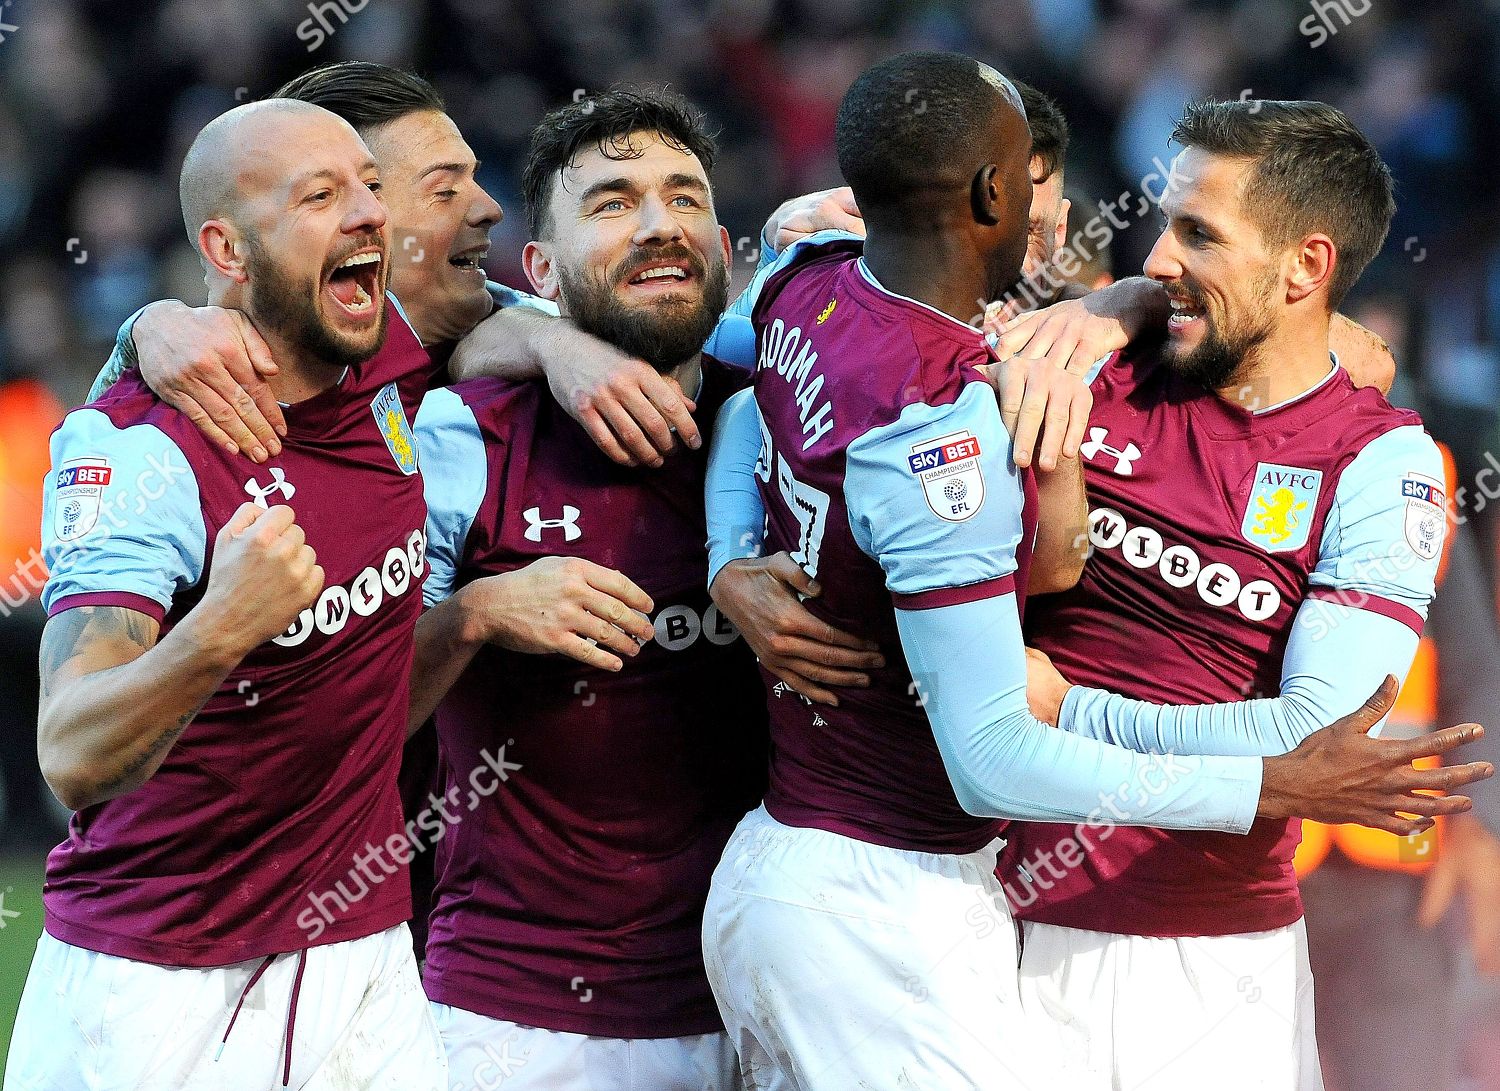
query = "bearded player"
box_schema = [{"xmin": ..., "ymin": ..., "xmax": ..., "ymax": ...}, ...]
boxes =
[
  {"xmin": 406, "ymin": 89, "xmax": 767, "ymax": 1090},
  {"xmin": 698, "ymin": 53, "xmax": 1488, "ymax": 1090},
  {"xmin": 996, "ymin": 99, "xmax": 1458, "ymax": 1090},
  {"xmin": 6, "ymin": 100, "xmax": 445, "ymax": 1090}
]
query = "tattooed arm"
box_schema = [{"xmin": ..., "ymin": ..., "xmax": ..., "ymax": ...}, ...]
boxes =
[
  {"xmin": 38, "ymin": 503, "xmax": 324, "ymax": 811},
  {"xmin": 37, "ymin": 605, "xmax": 242, "ymax": 809}
]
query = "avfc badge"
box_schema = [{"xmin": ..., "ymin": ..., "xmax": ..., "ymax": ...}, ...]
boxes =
[
  {"xmin": 371, "ymin": 382, "xmax": 418, "ymax": 475},
  {"xmin": 53, "ymin": 456, "xmax": 112, "ymax": 541},
  {"xmin": 908, "ymin": 430, "xmax": 985, "ymax": 522},
  {"xmin": 1400, "ymin": 473, "xmax": 1446, "ymax": 562},
  {"xmin": 1242, "ymin": 462, "xmax": 1322, "ymax": 553}
]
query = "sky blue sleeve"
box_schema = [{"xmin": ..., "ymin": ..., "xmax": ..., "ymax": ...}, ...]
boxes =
[
  {"xmin": 1058, "ymin": 597, "xmax": 1422, "ymax": 755},
  {"xmin": 414, "ymin": 388, "xmax": 488, "ymax": 608},
  {"xmin": 705, "ymin": 388, "xmax": 768, "ymax": 587},
  {"xmin": 845, "ymin": 380, "xmax": 1023, "ymax": 601},
  {"xmin": 41, "ymin": 410, "xmax": 206, "ymax": 619},
  {"xmin": 1308, "ymin": 425, "xmax": 1445, "ymax": 625},
  {"xmin": 896, "ymin": 595, "xmax": 1262, "ymax": 829},
  {"xmin": 486, "ymin": 282, "xmax": 561, "ymax": 316}
]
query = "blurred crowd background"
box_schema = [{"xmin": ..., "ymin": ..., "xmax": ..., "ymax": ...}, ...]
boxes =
[{"xmin": 2, "ymin": 0, "xmax": 1499, "ymax": 1084}]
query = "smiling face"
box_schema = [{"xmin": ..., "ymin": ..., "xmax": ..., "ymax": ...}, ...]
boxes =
[
  {"xmin": 361, "ymin": 109, "xmax": 503, "ymax": 344},
  {"xmin": 1144, "ymin": 147, "xmax": 1280, "ymax": 390},
  {"xmin": 526, "ymin": 130, "xmax": 731, "ymax": 373},
  {"xmin": 220, "ymin": 111, "xmax": 390, "ymax": 368}
]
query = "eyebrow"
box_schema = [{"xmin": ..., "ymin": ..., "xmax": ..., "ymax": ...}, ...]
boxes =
[
  {"xmin": 418, "ymin": 160, "xmax": 475, "ymax": 181},
  {"xmin": 574, "ymin": 172, "xmax": 710, "ymax": 208},
  {"xmin": 291, "ymin": 162, "xmax": 379, "ymax": 191}
]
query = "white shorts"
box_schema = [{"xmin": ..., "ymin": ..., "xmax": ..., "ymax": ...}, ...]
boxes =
[
  {"xmin": 3, "ymin": 923, "xmax": 445, "ymax": 1091},
  {"xmin": 432, "ymin": 1002, "xmax": 738, "ymax": 1091},
  {"xmin": 1018, "ymin": 919, "xmax": 1323, "ymax": 1091},
  {"xmin": 702, "ymin": 805, "xmax": 1043, "ymax": 1091}
]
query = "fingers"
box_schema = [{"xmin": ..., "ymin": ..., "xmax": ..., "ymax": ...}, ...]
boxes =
[
  {"xmin": 1386, "ymin": 722, "xmax": 1487, "ymax": 763},
  {"xmin": 577, "ymin": 591, "xmax": 654, "ymax": 648},
  {"xmin": 580, "ymin": 563, "xmax": 655, "ymax": 616},
  {"xmin": 642, "ymin": 373, "xmax": 702, "ymax": 450},
  {"xmin": 1400, "ymin": 758, "xmax": 1495, "ymax": 794},
  {"xmin": 196, "ymin": 366, "xmax": 275, "ymax": 462},
  {"xmin": 233, "ymin": 313, "xmax": 287, "ymax": 441},
  {"xmin": 238, "ymin": 316, "xmax": 280, "ymax": 379},
  {"xmin": 223, "ymin": 501, "xmax": 267, "ymax": 537},
  {"xmin": 558, "ymin": 633, "xmax": 626, "ymax": 673},
  {"xmin": 167, "ymin": 384, "xmax": 247, "ymax": 459},
  {"xmin": 574, "ymin": 405, "xmax": 638, "ymax": 467},
  {"xmin": 1334, "ymin": 675, "xmax": 1400, "ymax": 735},
  {"xmin": 614, "ymin": 383, "xmax": 680, "ymax": 462},
  {"xmin": 992, "ymin": 308, "xmax": 1043, "ymax": 360},
  {"xmin": 766, "ymin": 553, "xmax": 820, "ymax": 597},
  {"xmin": 572, "ymin": 604, "xmax": 646, "ymax": 660},
  {"xmin": 766, "ymin": 664, "xmax": 841, "ymax": 707},
  {"xmin": 764, "ymin": 637, "xmax": 879, "ymax": 677},
  {"xmin": 831, "ymin": 187, "xmax": 861, "ymax": 216},
  {"xmin": 994, "ymin": 360, "xmax": 1027, "ymax": 448},
  {"xmin": 595, "ymin": 397, "xmax": 664, "ymax": 468},
  {"xmin": 1061, "ymin": 382, "xmax": 1091, "ymax": 461}
]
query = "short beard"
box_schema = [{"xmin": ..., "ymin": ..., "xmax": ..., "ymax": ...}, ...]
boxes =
[
  {"xmin": 1162, "ymin": 269, "xmax": 1278, "ymax": 391},
  {"xmin": 560, "ymin": 248, "xmax": 729, "ymax": 374},
  {"xmin": 244, "ymin": 234, "xmax": 387, "ymax": 371}
]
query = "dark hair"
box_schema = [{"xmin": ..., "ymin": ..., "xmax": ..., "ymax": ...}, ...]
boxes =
[
  {"xmin": 1014, "ymin": 80, "xmax": 1068, "ymax": 183},
  {"xmin": 1172, "ymin": 99, "xmax": 1394, "ymax": 307},
  {"xmin": 521, "ymin": 88, "xmax": 718, "ymax": 237},
  {"xmin": 835, "ymin": 51, "xmax": 1020, "ymax": 214},
  {"xmin": 273, "ymin": 62, "xmax": 446, "ymax": 133}
]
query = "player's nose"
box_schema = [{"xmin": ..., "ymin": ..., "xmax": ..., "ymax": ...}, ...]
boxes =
[
  {"xmin": 344, "ymin": 183, "xmax": 388, "ymax": 237},
  {"xmin": 1143, "ymin": 230, "xmax": 1180, "ymax": 283},
  {"xmin": 469, "ymin": 183, "xmax": 503, "ymax": 229},
  {"xmin": 632, "ymin": 192, "xmax": 685, "ymax": 246}
]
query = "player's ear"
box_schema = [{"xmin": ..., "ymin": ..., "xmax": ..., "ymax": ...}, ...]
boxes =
[
  {"xmin": 718, "ymin": 224, "xmax": 733, "ymax": 268},
  {"xmin": 523, "ymin": 241, "xmax": 561, "ymax": 301},
  {"xmin": 1054, "ymin": 198, "xmax": 1071, "ymax": 255},
  {"xmin": 971, "ymin": 164, "xmax": 1002, "ymax": 226},
  {"xmin": 199, "ymin": 221, "xmax": 248, "ymax": 283},
  {"xmin": 1286, "ymin": 233, "xmax": 1335, "ymax": 305}
]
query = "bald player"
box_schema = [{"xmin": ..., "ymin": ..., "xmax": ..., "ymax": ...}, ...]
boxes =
[{"xmin": 4, "ymin": 100, "xmax": 445, "ymax": 1090}]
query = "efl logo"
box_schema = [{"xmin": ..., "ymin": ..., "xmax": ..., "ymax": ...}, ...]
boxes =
[
  {"xmin": 908, "ymin": 434, "xmax": 981, "ymax": 474},
  {"xmin": 909, "ymin": 430, "xmax": 986, "ymax": 522}
]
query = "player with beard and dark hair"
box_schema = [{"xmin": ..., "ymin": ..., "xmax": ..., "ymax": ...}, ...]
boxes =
[
  {"xmin": 7, "ymin": 100, "xmax": 447, "ymax": 1090},
  {"xmin": 402, "ymin": 88, "xmax": 766, "ymax": 1091},
  {"xmin": 988, "ymin": 97, "xmax": 1451, "ymax": 1091},
  {"xmin": 698, "ymin": 58, "xmax": 1489, "ymax": 1089}
]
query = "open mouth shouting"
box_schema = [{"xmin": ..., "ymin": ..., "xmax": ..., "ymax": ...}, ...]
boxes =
[{"xmin": 325, "ymin": 248, "xmax": 384, "ymax": 320}]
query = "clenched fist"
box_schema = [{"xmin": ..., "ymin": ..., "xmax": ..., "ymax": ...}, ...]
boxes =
[{"xmin": 200, "ymin": 502, "xmax": 325, "ymax": 652}]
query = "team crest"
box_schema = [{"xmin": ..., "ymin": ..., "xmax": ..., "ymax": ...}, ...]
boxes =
[
  {"xmin": 908, "ymin": 430, "xmax": 985, "ymax": 522},
  {"xmin": 1242, "ymin": 462, "xmax": 1322, "ymax": 553},
  {"xmin": 371, "ymin": 382, "xmax": 418, "ymax": 475},
  {"xmin": 53, "ymin": 456, "xmax": 112, "ymax": 542},
  {"xmin": 1400, "ymin": 473, "xmax": 1446, "ymax": 562}
]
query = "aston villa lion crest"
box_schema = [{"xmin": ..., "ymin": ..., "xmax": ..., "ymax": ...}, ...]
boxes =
[{"xmin": 371, "ymin": 382, "xmax": 418, "ymax": 475}]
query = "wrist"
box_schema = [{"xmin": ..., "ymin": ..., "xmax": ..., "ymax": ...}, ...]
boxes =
[
  {"xmin": 1255, "ymin": 754, "xmax": 1292, "ymax": 819},
  {"xmin": 177, "ymin": 603, "xmax": 257, "ymax": 670}
]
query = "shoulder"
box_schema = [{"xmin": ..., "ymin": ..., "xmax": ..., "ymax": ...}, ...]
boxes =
[
  {"xmin": 751, "ymin": 231, "xmax": 866, "ymax": 320},
  {"xmin": 418, "ymin": 376, "xmax": 537, "ymax": 447}
]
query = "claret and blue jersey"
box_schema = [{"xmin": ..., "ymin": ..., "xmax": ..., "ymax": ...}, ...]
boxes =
[{"xmin": 39, "ymin": 296, "xmax": 437, "ymax": 967}]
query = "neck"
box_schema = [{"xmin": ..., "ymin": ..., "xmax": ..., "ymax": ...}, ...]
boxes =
[
  {"xmin": 861, "ymin": 222, "xmax": 989, "ymax": 325},
  {"xmin": 212, "ymin": 285, "xmax": 345, "ymax": 404},
  {"xmin": 1215, "ymin": 308, "xmax": 1334, "ymax": 411},
  {"xmin": 668, "ymin": 353, "xmax": 702, "ymax": 404}
]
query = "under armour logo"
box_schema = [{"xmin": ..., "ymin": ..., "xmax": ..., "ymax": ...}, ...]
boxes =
[
  {"xmin": 1079, "ymin": 428, "xmax": 1142, "ymax": 475},
  {"xmin": 523, "ymin": 505, "xmax": 581, "ymax": 542},
  {"xmin": 243, "ymin": 467, "xmax": 295, "ymax": 508}
]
